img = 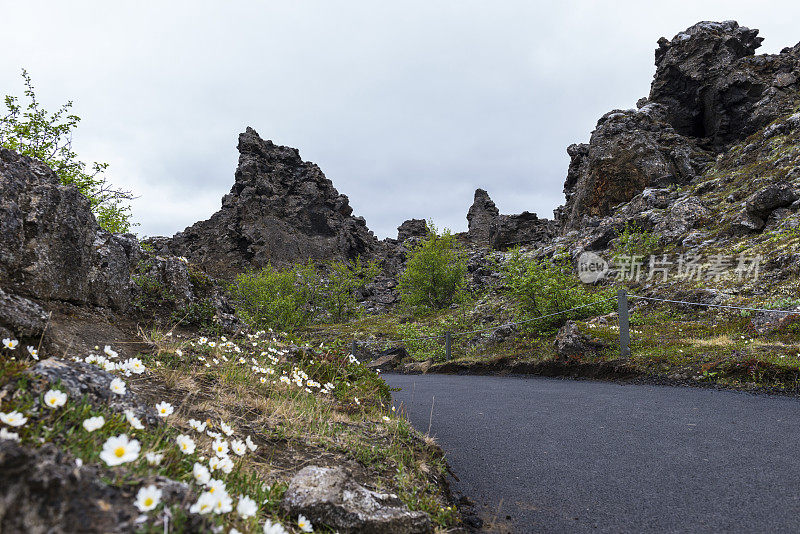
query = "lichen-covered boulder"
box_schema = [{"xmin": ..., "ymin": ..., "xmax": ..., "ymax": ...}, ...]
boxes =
[
  {"xmin": 0, "ymin": 149, "xmax": 137, "ymax": 310},
  {"xmin": 281, "ymin": 466, "xmax": 433, "ymax": 533}
]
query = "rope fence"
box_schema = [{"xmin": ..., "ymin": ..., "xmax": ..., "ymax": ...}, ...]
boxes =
[{"xmin": 351, "ymin": 290, "xmax": 800, "ymax": 361}]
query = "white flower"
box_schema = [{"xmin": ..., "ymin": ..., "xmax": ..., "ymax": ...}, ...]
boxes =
[
  {"xmin": 193, "ymin": 462, "xmax": 211, "ymax": 485},
  {"xmin": 189, "ymin": 419, "xmax": 207, "ymax": 432},
  {"xmin": 155, "ymin": 401, "xmax": 174, "ymax": 418},
  {"xmin": 206, "ymin": 478, "xmax": 226, "ymax": 495},
  {"xmin": 190, "ymin": 491, "xmax": 216, "ymax": 514},
  {"xmin": 382, "ymin": 416, "xmax": 391, "ymax": 422},
  {"xmin": 198, "ymin": 337, "xmax": 208, "ymax": 345},
  {"xmin": 297, "ymin": 514, "xmax": 313, "ymax": 532},
  {"xmin": 44, "ymin": 389, "xmax": 67, "ymax": 409},
  {"xmin": 2, "ymin": 338, "xmax": 19, "ymax": 350},
  {"xmin": 0, "ymin": 428, "xmax": 20, "ymax": 441},
  {"xmin": 175, "ymin": 349, "xmax": 183, "ymax": 357},
  {"xmin": 75, "ymin": 457, "xmax": 83, "ymax": 467},
  {"xmin": 245, "ymin": 435, "xmax": 258, "ymax": 452},
  {"xmin": 125, "ymin": 410, "xmax": 145, "ymax": 430},
  {"xmin": 177, "ymin": 434, "xmax": 196, "ymax": 454},
  {"xmin": 104, "ymin": 345, "xmax": 119, "ymax": 358},
  {"xmin": 125, "ymin": 358, "xmax": 146, "ymax": 374},
  {"xmin": 146, "ymin": 452, "xmax": 164, "ymax": 466},
  {"xmin": 82, "ymin": 416, "xmax": 105, "ymax": 432},
  {"xmin": 217, "ymin": 455, "xmax": 234, "ymax": 474},
  {"xmin": 236, "ymin": 495, "xmax": 258, "ymax": 518},
  {"xmin": 110, "ymin": 377, "xmax": 126, "ymax": 395},
  {"xmin": 100, "ymin": 434, "xmax": 140, "ymax": 466},
  {"xmin": 212, "ymin": 491, "xmax": 233, "ymax": 514},
  {"xmin": 0, "ymin": 411, "xmax": 28, "ymax": 427},
  {"xmin": 206, "ymin": 430, "xmax": 222, "ymax": 439},
  {"xmin": 231, "ymin": 529, "xmax": 242, "ymax": 534},
  {"xmin": 263, "ymin": 519, "xmax": 288, "ymax": 534},
  {"xmin": 135, "ymin": 484, "xmax": 162, "ymax": 512},
  {"xmin": 212, "ymin": 439, "xmax": 229, "ymax": 457},
  {"xmin": 207, "ymin": 341, "xmax": 217, "ymax": 348},
  {"xmin": 27, "ymin": 346, "xmax": 39, "ymax": 360},
  {"xmin": 208, "ymin": 456, "xmax": 221, "ymax": 471},
  {"xmin": 231, "ymin": 439, "xmax": 247, "ymax": 456},
  {"xmin": 220, "ymin": 421, "xmax": 234, "ymax": 436}
]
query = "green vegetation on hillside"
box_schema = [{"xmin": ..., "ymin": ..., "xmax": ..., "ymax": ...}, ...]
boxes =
[
  {"xmin": 397, "ymin": 222, "xmax": 468, "ymax": 314},
  {"xmin": 0, "ymin": 69, "xmax": 134, "ymax": 233}
]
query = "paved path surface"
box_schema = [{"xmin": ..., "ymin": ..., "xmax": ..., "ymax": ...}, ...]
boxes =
[{"xmin": 384, "ymin": 373, "xmax": 800, "ymax": 533}]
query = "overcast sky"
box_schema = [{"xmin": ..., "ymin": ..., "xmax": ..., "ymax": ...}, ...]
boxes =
[{"xmin": 2, "ymin": 1, "xmax": 799, "ymax": 239}]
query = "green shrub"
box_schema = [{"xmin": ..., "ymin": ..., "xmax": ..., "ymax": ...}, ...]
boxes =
[
  {"xmin": 398, "ymin": 222, "xmax": 468, "ymax": 314},
  {"xmin": 499, "ymin": 248, "xmax": 614, "ymax": 331},
  {"xmin": 322, "ymin": 257, "xmax": 380, "ymax": 323},
  {"xmin": 0, "ymin": 70, "xmax": 134, "ymax": 233},
  {"xmin": 614, "ymin": 222, "xmax": 660, "ymax": 258},
  {"xmin": 230, "ymin": 258, "xmax": 380, "ymax": 331},
  {"xmin": 229, "ymin": 262, "xmax": 319, "ymax": 332},
  {"xmin": 171, "ymin": 298, "xmax": 218, "ymax": 333}
]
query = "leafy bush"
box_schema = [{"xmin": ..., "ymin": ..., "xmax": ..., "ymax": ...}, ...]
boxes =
[
  {"xmin": 614, "ymin": 222, "xmax": 660, "ymax": 258},
  {"xmin": 230, "ymin": 258, "xmax": 379, "ymax": 331},
  {"xmin": 0, "ymin": 69, "xmax": 134, "ymax": 232},
  {"xmin": 322, "ymin": 258, "xmax": 380, "ymax": 323},
  {"xmin": 499, "ymin": 248, "xmax": 614, "ymax": 331},
  {"xmin": 229, "ymin": 262, "xmax": 319, "ymax": 332},
  {"xmin": 398, "ymin": 222, "xmax": 467, "ymax": 314},
  {"xmin": 172, "ymin": 299, "xmax": 219, "ymax": 333}
]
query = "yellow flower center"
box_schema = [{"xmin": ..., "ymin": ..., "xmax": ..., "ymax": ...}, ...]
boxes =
[
  {"xmin": 144, "ymin": 497, "xmax": 153, "ymax": 507},
  {"xmin": 114, "ymin": 447, "xmax": 126, "ymax": 458},
  {"xmin": 49, "ymin": 398, "xmax": 56, "ymax": 404},
  {"xmin": 209, "ymin": 487, "xmax": 215, "ymax": 493}
]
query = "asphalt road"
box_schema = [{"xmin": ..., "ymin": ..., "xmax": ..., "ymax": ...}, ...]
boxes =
[{"xmin": 384, "ymin": 373, "xmax": 800, "ymax": 533}]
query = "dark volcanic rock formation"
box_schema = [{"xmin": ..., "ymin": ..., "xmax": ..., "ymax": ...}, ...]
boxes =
[
  {"xmin": 466, "ymin": 189, "xmax": 499, "ymax": 244},
  {"xmin": 490, "ymin": 211, "xmax": 555, "ymax": 250},
  {"xmin": 648, "ymin": 21, "xmax": 800, "ymax": 148},
  {"xmin": 396, "ymin": 219, "xmax": 428, "ymax": 242},
  {"xmin": 558, "ymin": 105, "xmax": 712, "ymax": 229},
  {"xmin": 463, "ymin": 189, "xmax": 554, "ymax": 250},
  {"xmin": 555, "ymin": 19, "xmax": 800, "ymax": 230},
  {"xmin": 156, "ymin": 128, "xmax": 378, "ymax": 279}
]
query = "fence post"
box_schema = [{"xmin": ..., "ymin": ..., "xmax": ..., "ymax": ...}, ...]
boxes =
[
  {"xmin": 445, "ymin": 331, "xmax": 452, "ymax": 360},
  {"xmin": 617, "ymin": 289, "xmax": 631, "ymax": 358}
]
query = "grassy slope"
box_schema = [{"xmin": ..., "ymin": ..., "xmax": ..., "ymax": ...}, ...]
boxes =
[{"xmin": 0, "ymin": 329, "xmax": 459, "ymax": 532}]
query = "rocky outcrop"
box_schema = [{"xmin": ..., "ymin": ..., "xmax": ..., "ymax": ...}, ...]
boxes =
[
  {"xmin": 0, "ymin": 440, "xmax": 198, "ymax": 534},
  {"xmin": 281, "ymin": 466, "xmax": 432, "ymax": 533},
  {"xmin": 490, "ymin": 211, "xmax": 555, "ymax": 250},
  {"xmin": 464, "ymin": 189, "xmax": 554, "ymax": 250},
  {"xmin": 559, "ymin": 105, "xmax": 712, "ymax": 229},
  {"xmin": 648, "ymin": 21, "xmax": 800, "ymax": 148},
  {"xmin": 28, "ymin": 358, "xmax": 158, "ymax": 424},
  {"xmin": 557, "ymin": 20, "xmax": 800, "ymax": 231},
  {"xmin": 397, "ymin": 219, "xmax": 428, "ymax": 242},
  {"xmin": 0, "ymin": 148, "xmax": 138, "ymax": 310},
  {"xmin": 155, "ymin": 128, "xmax": 378, "ymax": 279},
  {"xmin": 0, "ymin": 288, "xmax": 49, "ymax": 345},
  {"xmin": 466, "ymin": 189, "xmax": 499, "ymax": 244}
]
